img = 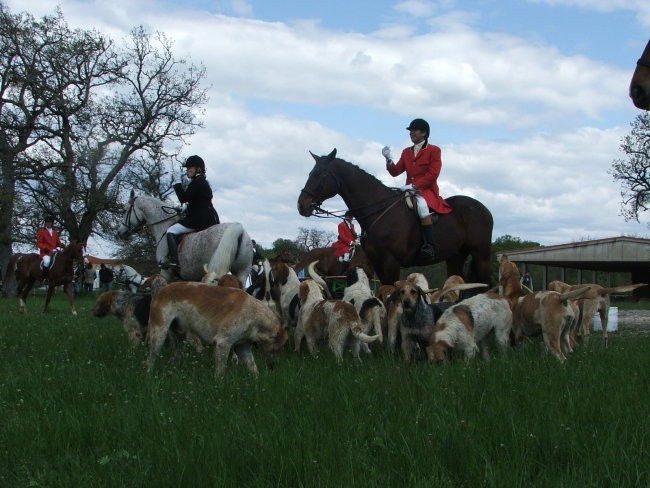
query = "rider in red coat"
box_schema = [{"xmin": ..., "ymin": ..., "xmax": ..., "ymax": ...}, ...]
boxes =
[
  {"xmin": 383, "ymin": 118, "xmax": 451, "ymax": 259},
  {"xmin": 332, "ymin": 210, "xmax": 358, "ymax": 274},
  {"xmin": 37, "ymin": 214, "xmax": 64, "ymax": 275}
]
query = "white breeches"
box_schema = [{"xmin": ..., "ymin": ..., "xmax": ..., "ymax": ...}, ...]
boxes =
[
  {"xmin": 401, "ymin": 185, "xmax": 430, "ymax": 218},
  {"xmin": 338, "ymin": 252, "xmax": 351, "ymax": 262},
  {"xmin": 42, "ymin": 255, "xmax": 51, "ymax": 267},
  {"xmin": 167, "ymin": 223, "xmax": 194, "ymax": 235}
]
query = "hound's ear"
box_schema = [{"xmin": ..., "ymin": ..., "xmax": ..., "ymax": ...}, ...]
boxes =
[
  {"xmin": 326, "ymin": 148, "xmax": 337, "ymax": 161},
  {"xmin": 203, "ymin": 263, "xmax": 209, "ymax": 273},
  {"xmin": 129, "ymin": 188, "xmax": 135, "ymax": 203}
]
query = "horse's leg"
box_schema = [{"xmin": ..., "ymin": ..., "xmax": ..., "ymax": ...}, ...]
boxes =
[
  {"xmin": 63, "ymin": 282, "xmax": 77, "ymax": 316},
  {"xmin": 373, "ymin": 254, "xmax": 401, "ymax": 285},
  {"xmin": 43, "ymin": 284, "xmax": 56, "ymax": 313},
  {"xmin": 18, "ymin": 278, "xmax": 34, "ymax": 314}
]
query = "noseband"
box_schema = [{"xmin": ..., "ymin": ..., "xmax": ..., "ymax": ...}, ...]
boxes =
[{"xmin": 122, "ymin": 200, "xmax": 145, "ymax": 232}]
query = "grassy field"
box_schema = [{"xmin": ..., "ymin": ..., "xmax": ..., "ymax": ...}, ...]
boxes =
[{"xmin": 1, "ymin": 292, "xmax": 649, "ymax": 487}]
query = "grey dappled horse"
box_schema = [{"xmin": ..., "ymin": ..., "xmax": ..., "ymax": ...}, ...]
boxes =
[{"xmin": 117, "ymin": 194, "xmax": 253, "ymax": 284}]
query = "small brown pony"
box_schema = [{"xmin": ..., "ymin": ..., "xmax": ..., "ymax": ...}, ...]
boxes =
[
  {"xmin": 4, "ymin": 240, "xmax": 85, "ymax": 315},
  {"xmin": 293, "ymin": 245, "xmax": 374, "ymax": 278},
  {"xmin": 630, "ymin": 38, "xmax": 650, "ymax": 110}
]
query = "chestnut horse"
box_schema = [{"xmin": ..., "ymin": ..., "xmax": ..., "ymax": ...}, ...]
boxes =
[
  {"xmin": 630, "ymin": 38, "xmax": 650, "ymax": 110},
  {"xmin": 297, "ymin": 149, "xmax": 493, "ymax": 286},
  {"xmin": 293, "ymin": 245, "xmax": 373, "ymax": 278},
  {"xmin": 4, "ymin": 240, "xmax": 85, "ymax": 315}
]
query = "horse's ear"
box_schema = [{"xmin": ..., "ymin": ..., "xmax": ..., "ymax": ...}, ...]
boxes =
[
  {"xmin": 129, "ymin": 189, "xmax": 135, "ymax": 203},
  {"xmin": 309, "ymin": 150, "xmax": 318, "ymax": 162},
  {"xmin": 326, "ymin": 148, "xmax": 337, "ymax": 161}
]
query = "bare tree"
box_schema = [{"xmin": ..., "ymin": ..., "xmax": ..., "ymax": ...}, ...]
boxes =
[
  {"xmin": 294, "ymin": 227, "xmax": 336, "ymax": 251},
  {"xmin": 0, "ymin": 4, "xmax": 207, "ymax": 273},
  {"xmin": 17, "ymin": 23, "xmax": 207, "ymax": 247},
  {"xmin": 0, "ymin": 7, "xmax": 65, "ymax": 274},
  {"xmin": 610, "ymin": 112, "xmax": 650, "ymax": 223}
]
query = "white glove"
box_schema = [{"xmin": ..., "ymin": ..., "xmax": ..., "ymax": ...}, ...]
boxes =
[
  {"xmin": 381, "ymin": 146, "xmax": 392, "ymax": 161},
  {"xmin": 353, "ymin": 240, "xmax": 360, "ymax": 246}
]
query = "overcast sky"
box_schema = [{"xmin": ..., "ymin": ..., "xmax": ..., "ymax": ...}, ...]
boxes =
[{"xmin": 8, "ymin": 0, "xmax": 650, "ymax": 255}]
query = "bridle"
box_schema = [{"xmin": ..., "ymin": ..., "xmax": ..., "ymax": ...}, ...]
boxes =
[
  {"xmin": 300, "ymin": 162, "xmax": 405, "ymax": 230},
  {"xmin": 122, "ymin": 197, "xmax": 180, "ymax": 233},
  {"xmin": 122, "ymin": 199, "xmax": 146, "ymax": 233},
  {"xmin": 116, "ymin": 266, "xmax": 144, "ymax": 287}
]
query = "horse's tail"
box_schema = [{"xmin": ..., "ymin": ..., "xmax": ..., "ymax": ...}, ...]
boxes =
[
  {"xmin": 206, "ymin": 223, "xmax": 245, "ymax": 279},
  {"xmin": 4, "ymin": 254, "xmax": 22, "ymax": 289}
]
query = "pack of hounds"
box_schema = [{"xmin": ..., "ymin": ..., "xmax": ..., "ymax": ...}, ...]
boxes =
[{"xmin": 92, "ymin": 256, "xmax": 647, "ymax": 379}]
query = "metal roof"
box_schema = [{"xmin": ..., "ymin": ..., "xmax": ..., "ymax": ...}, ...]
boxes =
[{"xmin": 499, "ymin": 236, "xmax": 650, "ymax": 272}]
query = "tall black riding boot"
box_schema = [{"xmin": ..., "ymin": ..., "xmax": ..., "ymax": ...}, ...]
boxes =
[
  {"xmin": 420, "ymin": 224, "xmax": 436, "ymax": 260},
  {"xmin": 340, "ymin": 260, "xmax": 350, "ymax": 275},
  {"xmin": 166, "ymin": 233, "xmax": 179, "ymax": 268}
]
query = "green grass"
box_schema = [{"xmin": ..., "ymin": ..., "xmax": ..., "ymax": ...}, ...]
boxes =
[{"xmin": 1, "ymin": 293, "xmax": 650, "ymax": 487}]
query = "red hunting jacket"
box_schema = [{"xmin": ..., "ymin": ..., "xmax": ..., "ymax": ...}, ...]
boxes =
[
  {"xmin": 37, "ymin": 227, "xmax": 64, "ymax": 258},
  {"xmin": 332, "ymin": 220, "xmax": 357, "ymax": 257},
  {"xmin": 387, "ymin": 142, "xmax": 452, "ymax": 214}
]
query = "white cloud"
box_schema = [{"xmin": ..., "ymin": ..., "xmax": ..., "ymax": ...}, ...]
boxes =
[{"xmin": 5, "ymin": 0, "xmax": 649, "ymax": 251}]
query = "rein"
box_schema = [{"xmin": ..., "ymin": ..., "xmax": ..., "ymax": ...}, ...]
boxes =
[
  {"xmin": 123, "ymin": 198, "xmax": 179, "ymax": 232},
  {"xmin": 302, "ymin": 162, "xmax": 405, "ymax": 230}
]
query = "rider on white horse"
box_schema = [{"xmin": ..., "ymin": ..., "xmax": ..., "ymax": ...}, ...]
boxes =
[{"xmin": 164, "ymin": 155, "xmax": 220, "ymax": 272}]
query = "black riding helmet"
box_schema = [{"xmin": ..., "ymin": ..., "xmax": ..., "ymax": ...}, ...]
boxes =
[
  {"xmin": 344, "ymin": 210, "xmax": 354, "ymax": 218},
  {"xmin": 183, "ymin": 155, "xmax": 205, "ymax": 172},
  {"xmin": 406, "ymin": 118, "xmax": 430, "ymax": 138},
  {"xmin": 44, "ymin": 214, "xmax": 55, "ymax": 223}
]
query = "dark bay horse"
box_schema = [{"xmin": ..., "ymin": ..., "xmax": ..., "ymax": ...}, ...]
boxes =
[
  {"xmin": 297, "ymin": 149, "xmax": 493, "ymax": 286},
  {"xmin": 4, "ymin": 240, "xmax": 85, "ymax": 315},
  {"xmin": 630, "ymin": 38, "xmax": 650, "ymax": 110}
]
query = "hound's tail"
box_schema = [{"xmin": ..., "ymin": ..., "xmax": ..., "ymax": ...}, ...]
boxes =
[
  {"xmin": 206, "ymin": 222, "xmax": 244, "ymax": 279},
  {"xmin": 600, "ymin": 283, "xmax": 647, "ymax": 296},
  {"xmin": 307, "ymin": 261, "xmax": 332, "ymax": 299},
  {"xmin": 560, "ymin": 286, "xmax": 592, "ymax": 302},
  {"xmin": 350, "ymin": 323, "xmax": 381, "ymax": 343}
]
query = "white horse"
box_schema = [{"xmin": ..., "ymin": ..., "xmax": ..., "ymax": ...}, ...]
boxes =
[
  {"xmin": 117, "ymin": 192, "xmax": 253, "ymax": 284},
  {"xmin": 115, "ymin": 264, "xmax": 146, "ymax": 293}
]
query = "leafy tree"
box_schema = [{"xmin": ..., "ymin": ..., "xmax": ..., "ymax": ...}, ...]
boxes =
[
  {"xmin": 270, "ymin": 238, "xmax": 302, "ymax": 259},
  {"xmin": 610, "ymin": 112, "xmax": 650, "ymax": 223},
  {"xmin": 491, "ymin": 234, "xmax": 540, "ymax": 285}
]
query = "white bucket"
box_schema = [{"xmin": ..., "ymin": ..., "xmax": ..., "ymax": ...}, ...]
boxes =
[{"xmin": 591, "ymin": 307, "xmax": 618, "ymax": 332}]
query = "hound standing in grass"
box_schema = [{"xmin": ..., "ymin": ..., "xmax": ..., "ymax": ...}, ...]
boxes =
[
  {"xmin": 146, "ymin": 282, "xmax": 288, "ymax": 378},
  {"xmin": 295, "ymin": 279, "xmax": 380, "ymax": 362}
]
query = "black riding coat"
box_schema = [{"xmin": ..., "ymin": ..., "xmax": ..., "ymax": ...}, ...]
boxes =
[{"xmin": 173, "ymin": 174, "xmax": 220, "ymax": 230}]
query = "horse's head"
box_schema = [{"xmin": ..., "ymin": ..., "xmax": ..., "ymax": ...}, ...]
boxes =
[
  {"xmin": 66, "ymin": 240, "xmax": 85, "ymax": 264},
  {"xmin": 297, "ymin": 148, "xmax": 340, "ymax": 217},
  {"xmin": 117, "ymin": 192, "xmax": 146, "ymax": 239},
  {"xmin": 630, "ymin": 38, "xmax": 650, "ymax": 110}
]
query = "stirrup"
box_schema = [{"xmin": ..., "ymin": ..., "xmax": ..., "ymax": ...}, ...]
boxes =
[{"xmin": 420, "ymin": 243, "xmax": 435, "ymax": 260}]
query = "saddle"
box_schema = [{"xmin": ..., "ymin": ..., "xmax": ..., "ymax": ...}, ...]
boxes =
[{"xmin": 403, "ymin": 189, "xmax": 439, "ymax": 223}]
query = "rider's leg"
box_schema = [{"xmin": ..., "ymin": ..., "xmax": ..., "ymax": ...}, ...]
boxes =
[
  {"xmin": 340, "ymin": 252, "xmax": 351, "ymax": 275},
  {"xmin": 41, "ymin": 255, "xmax": 51, "ymax": 278},
  {"xmin": 165, "ymin": 223, "xmax": 194, "ymax": 268},
  {"xmin": 415, "ymin": 196, "xmax": 436, "ymax": 259}
]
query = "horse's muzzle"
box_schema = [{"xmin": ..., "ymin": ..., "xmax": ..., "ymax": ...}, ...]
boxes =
[{"xmin": 297, "ymin": 201, "xmax": 314, "ymax": 217}]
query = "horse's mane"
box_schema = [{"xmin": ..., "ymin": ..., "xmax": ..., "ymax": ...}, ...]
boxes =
[
  {"xmin": 135, "ymin": 195, "xmax": 180, "ymax": 221},
  {"xmin": 332, "ymin": 157, "xmax": 392, "ymax": 191}
]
